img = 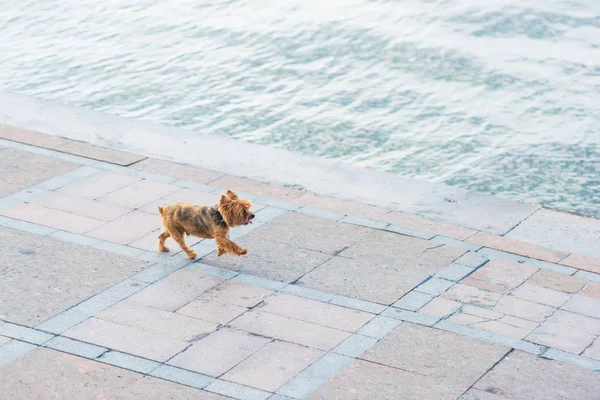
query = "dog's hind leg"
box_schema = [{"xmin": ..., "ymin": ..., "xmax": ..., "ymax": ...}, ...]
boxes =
[
  {"xmin": 170, "ymin": 229, "xmax": 197, "ymax": 259},
  {"xmin": 157, "ymin": 231, "xmax": 171, "ymax": 252}
]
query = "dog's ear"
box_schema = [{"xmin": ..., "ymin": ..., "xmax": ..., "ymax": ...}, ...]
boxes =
[
  {"xmin": 220, "ymin": 195, "xmax": 232, "ymax": 205},
  {"xmin": 226, "ymin": 190, "xmax": 239, "ymax": 200}
]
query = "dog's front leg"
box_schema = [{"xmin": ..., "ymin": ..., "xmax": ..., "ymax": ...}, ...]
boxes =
[{"xmin": 215, "ymin": 235, "xmax": 247, "ymax": 256}]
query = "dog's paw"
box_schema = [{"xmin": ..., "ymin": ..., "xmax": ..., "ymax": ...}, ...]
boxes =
[
  {"xmin": 217, "ymin": 248, "xmax": 226, "ymax": 257},
  {"xmin": 186, "ymin": 250, "xmax": 197, "ymax": 259},
  {"xmin": 238, "ymin": 248, "xmax": 248, "ymax": 256},
  {"xmin": 159, "ymin": 246, "xmax": 170, "ymax": 253}
]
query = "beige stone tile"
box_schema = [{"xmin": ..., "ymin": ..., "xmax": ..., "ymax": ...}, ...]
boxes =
[
  {"xmin": 362, "ymin": 323, "xmax": 509, "ymax": 388},
  {"xmin": 376, "ymin": 211, "xmax": 477, "ymax": 240},
  {"xmin": 259, "ymin": 293, "xmax": 373, "ymax": 332},
  {"xmin": 528, "ymin": 269, "xmax": 587, "ymax": 293},
  {"xmin": 311, "ymin": 359, "xmax": 466, "ymax": 400},
  {"xmin": 460, "ymin": 278, "xmax": 507, "ymax": 294},
  {"xmin": 251, "ymin": 212, "xmax": 372, "ymax": 255},
  {"xmin": 223, "ymin": 340, "xmax": 324, "ymax": 392},
  {"xmin": 99, "ymin": 179, "xmax": 179, "ymax": 208},
  {"xmin": 31, "ymin": 192, "xmax": 132, "ymax": 221},
  {"xmin": 442, "ymin": 284, "xmax": 503, "ymax": 307},
  {"xmin": 168, "ymin": 328, "xmax": 270, "ymax": 377},
  {"xmin": 229, "ymin": 310, "xmax": 350, "ymax": 351},
  {"xmin": 129, "ymin": 270, "xmax": 222, "ymax": 311},
  {"xmin": 86, "ymin": 210, "xmax": 160, "ymax": 245},
  {"xmin": 494, "ymin": 296, "xmax": 554, "ymax": 323},
  {"xmin": 446, "ymin": 313, "xmax": 488, "ymax": 325},
  {"xmin": 97, "ymin": 300, "xmax": 218, "ymax": 342},
  {"xmin": 0, "ymin": 124, "xmax": 70, "ymax": 148},
  {"xmin": 583, "ymin": 338, "xmax": 600, "ymax": 361},
  {"xmin": 0, "ymin": 227, "xmax": 148, "ymax": 325},
  {"xmin": 202, "ymin": 235, "xmax": 332, "ymax": 283},
  {"xmin": 468, "ymin": 232, "xmax": 569, "ymax": 263},
  {"xmin": 581, "ymin": 282, "xmax": 600, "ymax": 300},
  {"xmin": 464, "ymin": 259, "xmax": 538, "ymax": 294},
  {"xmin": 472, "ymin": 320, "xmax": 531, "ymax": 339},
  {"xmin": 1, "ymin": 203, "xmax": 105, "ymax": 234},
  {"xmin": 0, "ymin": 347, "xmax": 140, "ymax": 400},
  {"xmin": 462, "ymin": 305, "xmax": 504, "ymax": 320},
  {"xmin": 201, "ymin": 281, "xmax": 273, "ymax": 308},
  {"xmin": 562, "ymin": 294, "xmax": 600, "ymax": 319},
  {"xmin": 526, "ymin": 310, "xmax": 600, "ymax": 354},
  {"xmin": 110, "ymin": 376, "xmax": 230, "ymax": 400},
  {"xmin": 209, "ymin": 175, "xmax": 303, "ymax": 200},
  {"xmin": 300, "ymin": 232, "xmax": 464, "ymax": 304},
  {"xmin": 418, "ymin": 297, "xmax": 461, "ymax": 318},
  {"xmin": 0, "ymin": 148, "xmax": 79, "ymax": 197},
  {"xmin": 293, "ymin": 192, "xmax": 390, "ymax": 219},
  {"xmin": 499, "ymin": 315, "xmax": 539, "ymax": 331},
  {"xmin": 560, "ymin": 253, "xmax": 600, "ymax": 274},
  {"xmin": 139, "ymin": 188, "xmax": 221, "ymax": 215},
  {"xmin": 130, "ymin": 157, "xmax": 224, "ymax": 183},
  {"xmin": 59, "ymin": 170, "xmax": 141, "ymax": 199},
  {"xmin": 512, "ymin": 283, "xmax": 571, "ymax": 307},
  {"xmin": 474, "ymin": 351, "xmax": 600, "ymax": 399},
  {"xmin": 54, "ymin": 140, "xmax": 144, "ymax": 166},
  {"xmin": 177, "ymin": 299, "xmax": 247, "ymax": 325},
  {"xmin": 65, "ymin": 318, "xmax": 188, "ymax": 362}
]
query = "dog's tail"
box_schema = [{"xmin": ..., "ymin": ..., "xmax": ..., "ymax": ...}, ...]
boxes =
[{"xmin": 157, "ymin": 206, "xmax": 165, "ymax": 216}]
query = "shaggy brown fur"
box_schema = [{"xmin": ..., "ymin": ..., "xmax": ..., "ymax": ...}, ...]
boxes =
[{"xmin": 157, "ymin": 190, "xmax": 254, "ymax": 259}]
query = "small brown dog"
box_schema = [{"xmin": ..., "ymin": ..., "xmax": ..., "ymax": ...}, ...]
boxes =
[{"xmin": 157, "ymin": 190, "xmax": 254, "ymax": 259}]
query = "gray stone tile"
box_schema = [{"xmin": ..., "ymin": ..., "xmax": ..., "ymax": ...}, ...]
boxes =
[
  {"xmin": 296, "ymin": 207, "xmax": 344, "ymax": 221},
  {"xmin": 384, "ymin": 224, "xmax": 434, "ymax": 240},
  {"xmin": 206, "ymin": 380, "xmax": 271, "ymax": 400},
  {"xmin": 332, "ymin": 334, "xmax": 378, "ymax": 358},
  {"xmin": 97, "ymin": 350, "xmax": 161, "ymax": 374},
  {"xmin": 0, "ymin": 198, "xmax": 22, "ymax": 213},
  {"xmin": 268, "ymin": 395, "xmax": 296, "ymax": 400},
  {"xmin": 277, "ymin": 353, "xmax": 354, "ymax": 399},
  {"xmin": 0, "ymin": 216, "xmax": 57, "ymax": 235},
  {"xmin": 173, "ymin": 179, "xmax": 218, "ymax": 192},
  {"xmin": 340, "ymin": 216, "xmax": 389, "ymax": 229},
  {"xmin": 574, "ymin": 270, "xmax": 600, "ymax": 282},
  {"xmin": 150, "ymin": 364, "xmax": 215, "ymax": 389},
  {"xmin": 34, "ymin": 175, "xmax": 74, "ymax": 191},
  {"xmin": 477, "ymin": 247, "xmax": 528, "ymax": 263},
  {"xmin": 0, "ymin": 340, "xmax": 37, "ymax": 365},
  {"xmin": 453, "ymin": 251, "xmax": 490, "ymax": 268},
  {"xmin": 524, "ymin": 258, "xmax": 577, "ymax": 275},
  {"xmin": 231, "ymin": 273, "xmax": 288, "ymax": 291},
  {"xmin": 71, "ymin": 278, "xmax": 148, "ymax": 316},
  {"xmin": 328, "ymin": 295, "xmax": 387, "ymax": 314},
  {"xmin": 380, "ymin": 308, "xmax": 440, "ymax": 326},
  {"xmin": 432, "ymin": 236, "xmax": 483, "ymax": 251},
  {"xmin": 416, "ymin": 277, "xmax": 455, "ymax": 295},
  {"xmin": 253, "ymin": 206, "xmax": 287, "ymax": 222},
  {"xmin": 392, "ymin": 291, "xmax": 433, "ymax": 311},
  {"xmin": 436, "ymin": 263, "xmax": 475, "ymax": 281},
  {"xmin": 44, "ymin": 336, "xmax": 106, "ymax": 359},
  {"xmin": 131, "ymin": 263, "xmax": 182, "ymax": 284},
  {"xmin": 186, "ymin": 262, "xmax": 240, "ymax": 280},
  {"xmin": 280, "ymin": 285, "xmax": 335, "ymax": 302},
  {"xmin": 60, "ymin": 165, "xmax": 101, "ymax": 180},
  {"xmin": 255, "ymin": 197, "xmax": 300, "ymax": 211},
  {"xmin": 357, "ymin": 316, "xmax": 402, "ymax": 339},
  {"xmin": 135, "ymin": 170, "xmax": 178, "ymax": 183},
  {"xmin": 0, "ymin": 321, "xmax": 54, "ymax": 345},
  {"xmin": 7, "ymin": 186, "xmax": 49, "ymax": 202},
  {"xmin": 91, "ymin": 241, "xmax": 147, "ymax": 258},
  {"xmin": 543, "ymin": 348, "xmax": 600, "ymax": 371},
  {"xmin": 35, "ymin": 309, "xmax": 89, "ymax": 334},
  {"xmin": 48, "ymin": 230, "xmax": 102, "ymax": 247}
]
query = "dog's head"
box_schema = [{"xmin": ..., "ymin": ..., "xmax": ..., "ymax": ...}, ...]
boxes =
[{"xmin": 218, "ymin": 190, "xmax": 255, "ymax": 227}]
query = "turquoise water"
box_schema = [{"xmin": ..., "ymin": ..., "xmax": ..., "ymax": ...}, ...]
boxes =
[{"xmin": 1, "ymin": 0, "xmax": 599, "ymax": 216}]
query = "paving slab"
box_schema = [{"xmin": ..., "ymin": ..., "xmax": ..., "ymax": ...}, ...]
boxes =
[
  {"xmin": 362, "ymin": 323, "xmax": 509, "ymax": 388},
  {"xmin": 58, "ymin": 170, "xmax": 141, "ymax": 199},
  {"xmin": 442, "ymin": 284, "xmax": 503, "ymax": 307},
  {"xmin": 209, "ymin": 175, "xmax": 303, "ymax": 201},
  {"xmin": 468, "ymin": 232, "xmax": 569, "ymax": 263},
  {"xmin": 507, "ymin": 208, "xmax": 600, "ymax": 258},
  {"xmin": 30, "ymin": 191, "xmax": 132, "ymax": 222},
  {"xmin": 526, "ymin": 310, "xmax": 600, "ymax": 354},
  {"xmin": 293, "ymin": 192, "xmax": 390, "ymax": 219},
  {"xmin": 560, "ymin": 253, "xmax": 600, "ymax": 274},
  {"xmin": 96, "ymin": 300, "xmax": 218, "ymax": 342},
  {"xmin": 527, "ymin": 269, "xmax": 587, "ymax": 293},
  {"xmin": 202, "ymin": 234, "xmax": 332, "ymax": 283},
  {"xmin": 222, "ymin": 340, "xmax": 324, "ymax": 392},
  {"xmin": 1, "ymin": 203, "xmax": 105, "ymax": 234},
  {"xmin": 494, "ymin": 296, "xmax": 555, "ymax": 323},
  {"xmin": 99, "ymin": 179, "xmax": 180, "ymax": 208},
  {"xmin": 583, "ymin": 338, "xmax": 600, "ymax": 361},
  {"xmin": 249, "ymin": 212, "xmax": 372, "ymax": 255},
  {"xmin": 200, "ymin": 281, "xmax": 274, "ymax": 308},
  {"xmin": 378, "ymin": 211, "xmax": 477, "ymax": 240},
  {"xmin": 130, "ymin": 157, "xmax": 224, "ymax": 183},
  {"xmin": 229, "ymin": 310, "xmax": 350, "ymax": 351},
  {"xmin": 258, "ymin": 293, "xmax": 373, "ymax": 332},
  {"xmin": 0, "ymin": 348, "xmax": 141, "ymax": 400},
  {"xmin": 111, "ymin": 376, "xmax": 230, "ymax": 400},
  {"xmin": 0, "ymin": 227, "xmax": 148, "ymax": 326},
  {"xmin": 177, "ymin": 299, "xmax": 248, "ymax": 325},
  {"xmin": 168, "ymin": 328, "xmax": 271, "ymax": 377},
  {"xmin": 562, "ymin": 294, "xmax": 600, "ymax": 319},
  {"xmin": 0, "ymin": 147, "xmax": 78, "ymax": 197},
  {"xmin": 463, "ymin": 259, "xmax": 538, "ymax": 294},
  {"xmin": 474, "ymin": 351, "xmax": 600, "ymax": 399},
  {"xmin": 310, "ymin": 359, "xmax": 466, "ymax": 400},
  {"xmin": 129, "ymin": 269, "xmax": 223, "ymax": 312}
]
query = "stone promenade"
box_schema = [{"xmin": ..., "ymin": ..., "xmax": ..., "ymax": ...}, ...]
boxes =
[{"xmin": 0, "ymin": 125, "xmax": 599, "ymax": 400}]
